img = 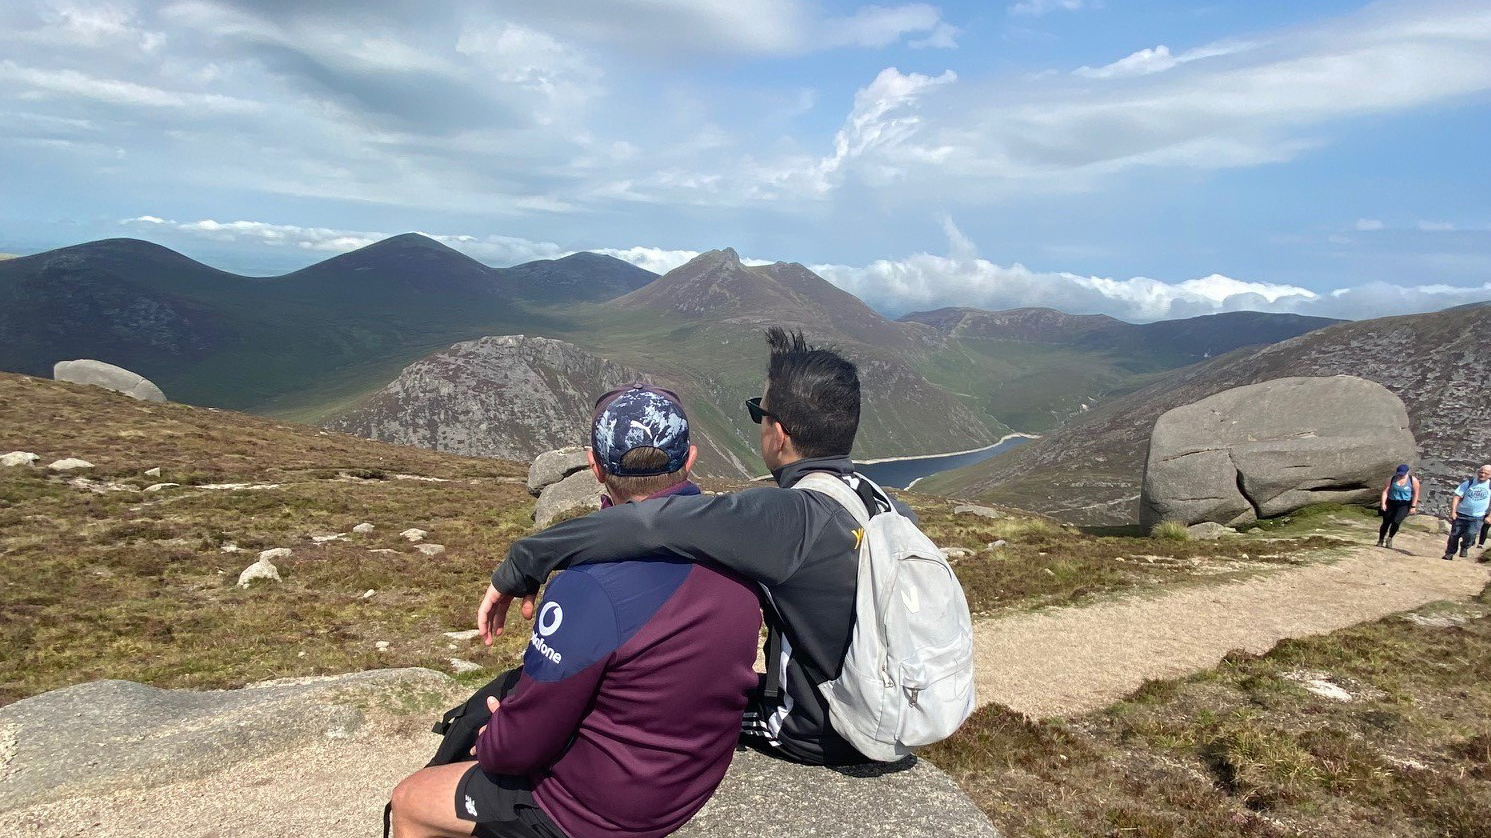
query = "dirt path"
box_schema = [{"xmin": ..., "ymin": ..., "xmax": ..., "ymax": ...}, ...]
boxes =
[{"xmin": 973, "ymin": 525, "xmax": 1489, "ymax": 718}]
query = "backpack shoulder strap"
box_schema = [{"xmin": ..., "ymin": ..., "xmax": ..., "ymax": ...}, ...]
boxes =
[{"xmin": 797, "ymin": 471, "xmax": 873, "ymax": 526}]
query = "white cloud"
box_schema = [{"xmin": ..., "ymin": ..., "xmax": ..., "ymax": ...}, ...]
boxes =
[
  {"xmin": 1073, "ymin": 42, "xmax": 1251, "ymax": 79},
  {"xmin": 909, "ymin": 22, "xmax": 960, "ymax": 50},
  {"xmin": 1009, "ymin": 0, "xmax": 1094, "ymax": 18},
  {"xmin": 1417, "ymin": 220, "xmax": 1456, "ymax": 232},
  {"xmin": 1355, "ymin": 218, "xmax": 1386, "ymax": 231},
  {"xmin": 0, "ymin": 60, "xmax": 260, "ymax": 112},
  {"xmin": 504, "ymin": 0, "xmax": 953, "ymax": 56}
]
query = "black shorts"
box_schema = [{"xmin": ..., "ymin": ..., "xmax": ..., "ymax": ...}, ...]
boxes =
[{"xmin": 454, "ymin": 765, "xmax": 565, "ymax": 838}]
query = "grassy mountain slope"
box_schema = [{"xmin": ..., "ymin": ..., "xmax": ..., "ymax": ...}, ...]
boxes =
[
  {"xmin": 556, "ymin": 249, "xmax": 1002, "ymax": 471},
  {"xmin": 904, "ymin": 308, "xmax": 1339, "ymax": 433},
  {"xmin": 921, "ymin": 305, "xmax": 1489, "ymax": 524}
]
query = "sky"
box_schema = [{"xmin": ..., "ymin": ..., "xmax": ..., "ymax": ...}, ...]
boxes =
[{"xmin": 2, "ymin": 0, "xmax": 1490, "ymax": 322}]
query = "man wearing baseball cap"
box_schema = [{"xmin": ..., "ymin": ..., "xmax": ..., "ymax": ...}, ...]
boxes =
[{"xmin": 389, "ymin": 384, "xmax": 761, "ymax": 838}]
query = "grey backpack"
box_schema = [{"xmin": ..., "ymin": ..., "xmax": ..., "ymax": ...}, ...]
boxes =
[{"xmin": 797, "ymin": 472, "xmax": 976, "ymax": 761}]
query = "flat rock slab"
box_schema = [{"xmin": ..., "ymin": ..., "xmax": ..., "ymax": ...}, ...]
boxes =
[
  {"xmin": 0, "ymin": 668, "xmax": 450, "ymax": 812},
  {"xmin": 1, "ymin": 682, "xmax": 998, "ymax": 838},
  {"xmin": 678, "ymin": 749, "xmax": 999, "ymax": 837}
]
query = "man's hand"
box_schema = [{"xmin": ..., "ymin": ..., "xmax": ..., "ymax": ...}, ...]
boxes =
[
  {"xmin": 470, "ymin": 695, "xmax": 501, "ymax": 756},
  {"xmin": 477, "ymin": 584, "xmax": 537, "ymax": 645}
]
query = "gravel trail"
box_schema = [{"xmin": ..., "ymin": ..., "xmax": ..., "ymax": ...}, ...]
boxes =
[{"xmin": 973, "ymin": 526, "xmax": 1489, "ymax": 718}]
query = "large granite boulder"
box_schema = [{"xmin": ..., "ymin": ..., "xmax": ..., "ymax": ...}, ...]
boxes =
[
  {"xmin": 527, "ymin": 446, "xmax": 590, "ymax": 496},
  {"xmin": 52, "ymin": 359, "xmax": 166, "ymax": 402},
  {"xmin": 1140, "ymin": 376, "xmax": 1415, "ymax": 529},
  {"xmin": 534, "ymin": 468, "xmax": 604, "ymax": 528},
  {"xmin": 0, "ymin": 669, "xmax": 451, "ymax": 812}
]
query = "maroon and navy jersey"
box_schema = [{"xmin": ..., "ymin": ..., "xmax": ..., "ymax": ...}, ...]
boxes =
[{"xmin": 476, "ymin": 554, "xmax": 761, "ymax": 838}]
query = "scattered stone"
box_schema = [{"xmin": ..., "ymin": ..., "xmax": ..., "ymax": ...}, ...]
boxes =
[
  {"xmin": 311, "ymin": 533, "xmax": 348, "ymax": 544},
  {"xmin": 986, "ymin": 540, "xmax": 1008, "ymax": 550},
  {"xmin": 0, "ymin": 669, "xmax": 453, "ymax": 812},
  {"xmin": 352, "ymin": 522, "xmax": 375, "ymax": 535},
  {"xmin": 1246, "ymin": 527, "xmax": 1262, "ymax": 534},
  {"xmin": 1141, "ymin": 376, "xmax": 1415, "ymax": 528},
  {"xmin": 374, "ymin": 641, "xmax": 391, "ymax": 652},
  {"xmin": 144, "ymin": 467, "xmax": 162, "ymax": 477},
  {"xmin": 1284, "ymin": 670, "xmax": 1360, "ymax": 703},
  {"xmin": 219, "ymin": 543, "xmax": 243, "ymax": 554},
  {"xmin": 1, "ymin": 451, "xmax": 39, "ymax": 467},
  {"xmin": 443, "ymin": 629, "xmax": 481, "ymax": 641},
  {"xmin": 199, "ymin": 482, "xmax": 281, "ymax": 491},
  {"xmin": 368, "ymin": 548, "xmax": 401, "ymax": 555},
  {"xmin": 47, "ymin": 458, "xmax": 94, "ymax": 471},
  {"xmin": 534, "ymin": 469, "xmax": 604, "ymax": 528},
  {"xmin": 236, "ymin": 557, "xmax": 282, "ymax": 588},
  {"xmin": 400, "ymin": 528, "xmax": 428, "ymax": 542},
  {"xmin": 53, "ymin": 359, "xmax": 167, "ymax": 402},
  {"xmin": 952, "ymin": 504, "xmax": 999, "ymax": 519},
  {"xmin": 258, "ymin": 548, "xmax": 292, "ymax": 562},
  {"xmin": 940, "ymin": 547, "xmax": 973, "ymax": 560},
  {"xmin": 392, "ymin": 474, "xmax": 451, "ymax": 483},
  {"xmin": 450, "ymin": 659, "xmax": 484, "ymax": 675},
  {"xmin": 361, "ymin": 590, "xmax": 376, "ymax": 599},
  {"xmin": 143, "ymin": 482, "xmax": 180, "ymax": 492},
  {"xmin": 1185, "ymin": 522, "xmax": 1235, "ymax": 540},
  {"xmin": 415, "ymin": 543, "xmax": 447, "ymax": 557},
  {"xmin": 527, "ymin": 446, "xmax": 590, "ymax": 497}
]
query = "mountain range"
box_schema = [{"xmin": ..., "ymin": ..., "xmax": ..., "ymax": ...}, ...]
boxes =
[
  {"xmin": 919, "ymin": 304, "xmax": 1491, "ymax": 523},
  {"xmin": 1, "ymin": 234, "xmax": 1343, "ymax": 479}
]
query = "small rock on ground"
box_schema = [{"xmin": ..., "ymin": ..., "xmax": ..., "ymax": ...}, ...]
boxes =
[
  {"xmin": 352, "ymin": 523, "xmax": 375, "ymax": 534},
  {"xmin": 237, "ymin": 559, "xmax": 281, "ymax": 588},
  {"xmin": 47, "ymin": 458, "xmax": 93, "ymax": 471},
  {"xmin": 953, "ymin": 504, "xmax": 999, "ymax": 519},
  {"xmin": 400, "ymin": 528, "xmax": 427, "ymax": 542},
  {"xmin": 1, "ymin": 451, "xmax": 39, "ymax": 467},
  {"xmin": 415, "ymin": 543, "xmax": 446, "ymax": 557}
]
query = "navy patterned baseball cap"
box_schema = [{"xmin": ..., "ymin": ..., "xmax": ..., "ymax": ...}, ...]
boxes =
[{"xmin": 591, "ymin": 384, "xmax": 691, "ymax": 476}]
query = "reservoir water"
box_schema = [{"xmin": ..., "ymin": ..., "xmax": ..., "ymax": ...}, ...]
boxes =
[{"xmin": 855, "ymin": 434, "xmax": 1033, "ymax": 490}]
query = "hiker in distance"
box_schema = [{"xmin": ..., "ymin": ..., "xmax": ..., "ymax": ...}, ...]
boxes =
[
  {"xmin": 1377, "ymin": 463, "xmax": 1419, "ymax": 548},
  {"xmin": 390, "ymin": 385, "xmax": 761, "ymax": 838},
  {"xmin": 1443, "ymin": 464, "xmax": 1491, "ymax": 561},
  {"xmin": 478, "ymin": 328, "xmax": 974, "ymax": 767}
]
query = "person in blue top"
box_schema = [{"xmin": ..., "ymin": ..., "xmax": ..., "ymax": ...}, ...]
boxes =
[
  {"xmin": 1376, "ymin": 464, "xmax": 1419, "ymax": 548},
  {"xmin": 1443, "ymin": 464, "xmax": 1491, "ymax": 561}
]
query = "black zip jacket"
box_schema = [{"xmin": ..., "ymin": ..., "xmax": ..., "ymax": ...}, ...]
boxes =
[{"xmin": 492, "ymin": 456, "xmax": 915, "ymax": 765}]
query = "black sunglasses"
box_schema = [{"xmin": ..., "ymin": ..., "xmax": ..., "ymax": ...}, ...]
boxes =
[{"xmin": 744, "ymin": 397, "xmax": 788, "ymax": 432}]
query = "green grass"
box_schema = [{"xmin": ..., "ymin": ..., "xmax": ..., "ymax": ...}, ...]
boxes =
[{"xmin": 1151, "ymin": 520, "xmax": 1190, "ymax": 540}]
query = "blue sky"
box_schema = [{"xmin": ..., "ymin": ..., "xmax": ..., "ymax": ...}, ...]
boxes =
[{"xmin": 2, "ymin": 0, "xmax": 1489, "ymax": 321}]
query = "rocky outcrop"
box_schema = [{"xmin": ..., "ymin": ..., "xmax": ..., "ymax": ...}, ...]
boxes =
[
  {"xmin": 534, "ymin": 469, "xmax": 603, "ymax": 528},
  {"xmin": 52, "ymin": 359, "xmax": 166, "ymax": 402},
  {"xmin": 1140, "ymin": 377, "xmax": 1415, "ymax": 529},
  {"xmin": 925, "ymin": 304, "xmax": 1491, "ymax": 523},
  {"xmin": 325, "ymin": 336, "xmax": 644, "ymax": 462}
]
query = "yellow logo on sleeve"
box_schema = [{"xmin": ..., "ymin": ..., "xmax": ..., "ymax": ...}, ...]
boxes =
[{"xmin": 853, "ymin": 528, "xmax": 865, "ymax": 550}]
